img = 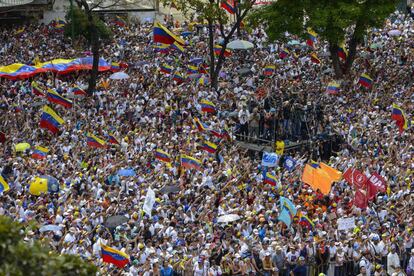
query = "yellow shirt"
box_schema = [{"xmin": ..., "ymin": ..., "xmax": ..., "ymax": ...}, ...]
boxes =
[{"xmin": 275, "ymin": 140, "xmax": 285, "ymax": 155}]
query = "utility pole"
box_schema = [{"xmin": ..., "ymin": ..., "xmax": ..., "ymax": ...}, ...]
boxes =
[{"xmin": 70, "ymin": 0, "xmax": 75, "ymax": 43}]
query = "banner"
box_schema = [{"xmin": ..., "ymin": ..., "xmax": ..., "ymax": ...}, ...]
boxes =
[
  {"xmin": 367, "ymin": 172, "xmax": 387, "ymax": 200},
  {"xmin": 354, "ymin": 188, "xmax": 368, "ymax": 209},
  {"xmin": 262, "ymin": 152, "xmax": 278, "ymax": 167},
  {"xmin": 143, "ymin": 187, "xmax": 155, "ymax": 218},
  {"xmin": 343, "ymin": 168, "xmax": 367, "ymax": 188},
  {"xmin": 337, "ymin": 217, "xmax": 356, "ymax": 231},
  {"xmin": 283, "ymin": 156, "xmax": 296, "ymax": 172}
]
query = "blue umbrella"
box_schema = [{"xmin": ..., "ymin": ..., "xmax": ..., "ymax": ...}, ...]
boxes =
[
  {"xmin": 181, "ymin": 31, "xmax": 192, "ymax": 37},
  {"xmin": 190, "ymin": 57, "xmax": 203, "ymax": 64},
  {"xmin": 40, "ymin": 175, "xmax": 60, "ymax": 194},
  {"xmin": 117, "ymin": 168, "xmax": 136, "ymax": 177}
]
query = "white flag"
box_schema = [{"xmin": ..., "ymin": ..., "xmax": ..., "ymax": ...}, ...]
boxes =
[{"xmin": 142, "ymin": 187, "xmax": 155, "ymax": 218}]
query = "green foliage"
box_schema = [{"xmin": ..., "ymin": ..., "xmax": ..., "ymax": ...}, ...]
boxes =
[
  {"xmin": 249, "ymin": 0, "xmax": 398, "ymax": 44},
  {"xmin": 64, "ymin": 7, "xmax": 112, "ymax": 41},
  {"xmin": 0, "ymin": 216, "xmax": 97, "ymax": 276}
]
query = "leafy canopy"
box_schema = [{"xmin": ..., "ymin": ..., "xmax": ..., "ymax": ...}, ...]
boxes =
[
  {"xmin": 249, "ymin": 0, "xmax": 398, "ymax": 44},
  {"xmin": 64, "ymin": 7, "xmax": 112, "ymax": 41},
  {"xmin": 0, "ymin": 216, "xmax": 97, "ymax": 276}
]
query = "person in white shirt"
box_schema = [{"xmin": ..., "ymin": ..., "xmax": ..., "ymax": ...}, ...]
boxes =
[
  {"xmin": 238, "ymin": 106, "xmax": 250, "ymax": 141},
  {"xmin": 387, "ymin": 245, "xmax": 400, "ymax": 275}
]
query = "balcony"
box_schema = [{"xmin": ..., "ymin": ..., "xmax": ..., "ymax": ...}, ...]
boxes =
[{"xmin": 0, "ymin": 0, "xmax": 34, "ymax": 8}]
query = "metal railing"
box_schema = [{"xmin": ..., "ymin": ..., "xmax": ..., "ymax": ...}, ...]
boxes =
[{"xmin": 0, "ymin": 0, "xmax": 34, "ymax": 7}]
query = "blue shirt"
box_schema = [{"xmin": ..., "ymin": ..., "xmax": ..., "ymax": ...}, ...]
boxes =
[{"xmin": 160, "ymin": 266, "xmax": 173, "ymax": 276}]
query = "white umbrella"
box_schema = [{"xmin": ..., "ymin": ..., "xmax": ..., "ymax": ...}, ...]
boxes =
[
  {"xmin": 109, "ymin": 72, "xmax": 130, "ymax": 80},
  {"xmin": 227, "ymin": 40, "xmax": 254, "ymax": 50},
  {"xmin": 388, "ymin": 29, "xmax": 401, "ymax": 36},
  {"xmin": 217, "ymin": 214, "xmax": 241, "ymax": 223}
]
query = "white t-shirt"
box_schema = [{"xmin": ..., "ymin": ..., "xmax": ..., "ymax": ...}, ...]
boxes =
[{"xmin": 387, "ymin": 252, "xmax": 400, "ymax": 275}]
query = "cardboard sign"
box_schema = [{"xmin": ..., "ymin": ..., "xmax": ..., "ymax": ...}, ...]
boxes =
[{"xmin": 337, "ymin": 217, "xmax": 356, "ymax": 231}]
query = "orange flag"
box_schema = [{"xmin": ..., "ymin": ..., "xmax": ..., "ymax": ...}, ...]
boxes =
[
  {"xmin": 301, "ymin": 164, "xmax": 333, "ymax": 195},
  {"xmin": 319, "ymin": 162, "xmax": 342, "ymax": 181}
]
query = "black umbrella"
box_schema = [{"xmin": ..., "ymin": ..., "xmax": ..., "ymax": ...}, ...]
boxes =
[
  {"xmin": 160, "ymin": 185, "xmax": 181, "ymax": 194},
  {"xmin": 104, "ymin": 215, "xmax": 128, "ymax": 229}
]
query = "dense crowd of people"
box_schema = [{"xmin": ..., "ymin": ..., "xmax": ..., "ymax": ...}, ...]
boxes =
[{"xmin": 0, "ymin": 7, "xmax": 413, "ymax": 276}]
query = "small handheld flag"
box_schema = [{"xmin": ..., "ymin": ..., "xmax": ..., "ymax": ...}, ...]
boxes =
[
  {"xmin": 279, "ymin": 49, "xmax": 290, "ymax": 59},
  {"xmin": 358, "ymin": 73, "xmax": 373, "ymax": 88},
  {"xmin": 46, "ymin": 89, "xmax": 73, "ymax": 108},
  {"xmin": 264, "ymin": 172, "xmax": 277, "ymax": 186},
  {"xmin": 326, "ymin": 81, "xmax": 340, "ymax": 94},
  {"xmin": 264, "ymin": 65, "xmax": 275, "ymax": 76},
  {"xmin": 306, "ymin": 28, "xmax": 317, "ymax": 47},
  {"xmin": 86, "ymin": 133, "xmax": 107, "ymax": 149},
  {"xmin": 180, "ymin": 155, "xmax": 203, "ymax": 171},
  {"xmin": 160, "ymin": 64, "xmax": 173, "ymax": 74},
  {"xmin": 31, "ymin": 81, "xmax": 45, "ymax": 97},
  {"xmin": 101, "ymin": 244, "xmax": 130, "ymax": 268},
  {"xmin": 32, "ymin": 146, "xmax": 49, "ymax": 160},
  {"xmin": 201, "ymin": 141, "xmax": 218, "ymax": 154},
  {"xmin": 153, "ymin": 22, "xmax": 185, "ymax": 45},
  {"xmin": 0, "ymin": 175, "xmax": 10, "ymax": 193},
  {"xmin": 310, "ymin": 53, "xmax": 321, "ymax": 64},
  {"xmin": 39, "ymin": 105, "xmax": 64, "ymax": 134},
  {"xmin": 155, "ymin": 149, "xmax": 172, "ymax": 163},
  {"xmin": 194, "ymin": 117, "xmax": 209, "ymax": 131},
  {"xmin": 391, "ymin": 104, "xmax": 409, "ymax": 133},
  {"xmin": 221, "ymin": 0, "xmax": 236, "ymax": 14},
  {"xmin": 200, "ymin": 99, "xmax": 216, "ymax": 113}
]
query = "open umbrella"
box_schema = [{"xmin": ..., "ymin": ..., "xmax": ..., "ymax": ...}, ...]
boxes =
[
  {"xmin": 388, "ymin": 29, "xmax": 401, "ymax": 36},
  {"xmin": 39, "ymin": 224, "xmax": 62, "ymax": 233},
  {"xmin": 217, "ymin": 214, "xmax": 241, "ymax": 223},
  {"xmin": 288, "ymin": 40, "xmax": 301, "ymax": 46},
  {"xmin": 15, "ymin": 142, "xmax": 30, "ymax": 152},
  {"xmin": 227, "ymin": 40, "xmax": 254, "ymax": 50},
  {"xmin": 160, "ymin": 185, "xmax": 181, "ymax": 194},
  {"xmin": 370, "ymin": 43, "xmax": 383, "ymax": 50},
  {"xmin": 190, "ymin": 57, "xmax": 204, "ymax": 64},
  {"xmin": 109, "ymin": 72, "xmax": 130, "ymax": 80},
  {"xmin": 117, "ymin": 168, "xmax": 136, "ymax": 177},
  {"xmin": 237, "ymin": 67, "xmax": 253, "ymax": 76},
  {"xmin": 104, "ymin": 215, "xmax": 129, "ymax": 228}
]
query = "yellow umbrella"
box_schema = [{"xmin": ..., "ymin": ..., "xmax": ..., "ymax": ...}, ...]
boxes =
[
  {"xmin": 29, "ymin": 177, "xmax": 48, "ymax": 196},
  {"xmin": 15, "ymin": 143, "xmax": 31, "ymax": 152}
]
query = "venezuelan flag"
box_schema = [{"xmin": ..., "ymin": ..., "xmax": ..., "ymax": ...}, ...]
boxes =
[
  {"xmin": 0, "ymin": 175, "xmax": 10, "ymax": 193},
  {"xmin": 101, "ymin": 244, "xmax": 130, "ymax": 268},
  {"xmin": 111, "ymin": 62, "xmax": 121, "ymax": 72},
  {"xmin": 299, "ymin": 214, "xmax": 315, "ymax": 229},
  {"xmin": 214, "ymin": 45, "xmax": 232, "ymax": 57},
  {"xmin": 221, "ymin": 128, "xmax": 231, "ymax": 141},
  {"xmin": 107, "ymin": 133, "xmax": 119, "ymax": 145},
  {"xmin": 171, "ymin": 41, "xmax": 185, "ymax": 53},
  {"xmin": 310, "ymin": 53, "xmax": 321, "ymax": 64},
  {"xmin": 326, "ymin": 81, "xmax": 340, "ymax": 94},
  {"xmin": 39, "ymin": 105, "xmax": 64, "ymax": 134},
  {"xmin": 113, "ymin": 16, "xmax": 127, "ymax": 27},
  {"xmin": 153, "ymin": 22, "xmax": 185, "ymax": 45},
  {"xmin": 154, "ymin": 43, "xmax": 170, "ymax": 53},
  {"xmin": 337, "ymin": 45, "xmax": 347, "ymax": 61},
  {"xmin": 201, "ymin": 141, "xmax": 218, "ymax": 154},
  {"xmin": 264, "ymin": 65, "xmax": 275, "ymax": 76},
  {"xmin": 32, "ymin": 146, "xmax": 49, "ymax": 160},
  {"xmin": 187, "ymin": 65, "xmax": 199, "ymax": 74},
  {"xmin": 306, "ymin": 28, "xmax": 317, "ymax": 47},
  {"xmin": 155, "ymin": 149, "xmax": 172, "ymax": 163},
  {"xmin": 15, "ymin": 27, "xmax": 25, "ymax": 35},
  {"xmin": 194, "ymin": 117, "xmax": 208, "ymax": 131},
  {"xmin": 310, "ymin": 160, "xmax": 320, "ymax": 168},
  {"xmin": 180, "ymin": 154, "xmax": 203, "ymax": 171},
  {"xmin": 47, "ymin": 89, "xmax": 73, "ymax": 108},
  {"xmin": 73, "ymin": 86, "xmax": 87, "ymax": 96},
  {"xmin": 358, "ymin": 73, "xmax": 373, "ymax": 88},
  {"xmin": 86, "ymin": 133, "xmax": 107, "ymax": 149},
  {"xmin": 210, "ymin": 129, "xmax": 223, "ymax": 138},
  {"xmin": 200, "ymin": 99, "xmax": 216, "ymax": 113},
  {"xmin": 160, "ymin": 64, "xmax": 173, "ymax": 74},
  {"xmin": 198, "ymin": 75, "xmax": 209, "ymax": 86},
  {"xmin": 264, "ymin": 172, "xmax": 277, "ymax": 186},
  {"xmin": 31, "ymin": 81, "xmax": 45, "ymax": 97},
  {"xmin": 279, "ymin": 49, "xmax": 290, "ymax": 59},
  {"xmin": 391, "ymin": 104, "xmax": 409, "ymax": 133},
  {"xmin": 221, "ymin": 0, "xmax": 235, "ymax": 14},
  {"xmin": 173, "ymin": 72, "xmax": 184, "ymax": 83}
]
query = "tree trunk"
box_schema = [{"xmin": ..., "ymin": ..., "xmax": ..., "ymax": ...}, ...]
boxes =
[
  {"xmin": 329, "ymin": 43, "xmax": 343, "ymax": 79},
  {"xmin": 87, "ymin": 15, "xmax": 99, "ymax": 95},
  {"xmin": 343, "ymin": 29, "xmax": 361, "ymax": 75}
]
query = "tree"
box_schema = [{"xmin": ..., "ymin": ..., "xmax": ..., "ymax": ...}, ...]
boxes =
[
  {"xmin": 0, "ymin": 216, "xmax": 97, "ymax": 276},
  {"xmin": 65, "ymin": 0, "xmax": 115, "ymax": 95},
  {"xmin": 250, "ymin": 0, "xmax": 398, "ymax": 79},
  {"xmin": 162, "ymin": 0, "xmax": 257, "ymax": 89}
]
